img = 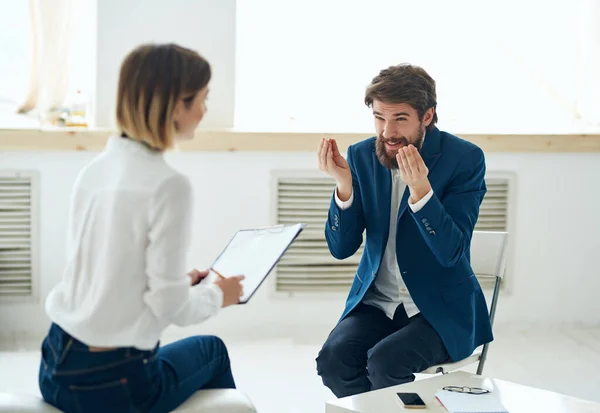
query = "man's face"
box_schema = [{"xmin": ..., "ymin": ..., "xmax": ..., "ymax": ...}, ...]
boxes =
[{"xmin": 373, "ymin": 100, "xmax": 427, "ymax": 169}]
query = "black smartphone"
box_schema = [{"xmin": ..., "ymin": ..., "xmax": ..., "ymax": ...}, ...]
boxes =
[{"xmin": 396, "ymin": 392, "xmax": 426, "ymax": 409}]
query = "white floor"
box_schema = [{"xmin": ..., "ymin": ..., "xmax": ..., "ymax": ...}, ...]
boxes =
[{"xmin": 1, "ymin": 327, "xmax": 599, "ymax": 413}]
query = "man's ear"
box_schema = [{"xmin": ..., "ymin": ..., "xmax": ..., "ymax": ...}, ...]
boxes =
[{"xmin": 423, "ymin": 107, "xmax": 435, "ymax": 127}]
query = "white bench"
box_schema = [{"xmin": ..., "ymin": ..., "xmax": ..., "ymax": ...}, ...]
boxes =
[{"xmin": 0, "ymin": 389, "xmax": 257, "ymax": 413}]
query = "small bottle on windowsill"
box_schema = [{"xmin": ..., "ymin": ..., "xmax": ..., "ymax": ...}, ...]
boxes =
[{"xmin": 65, "ymin": 90, "xmax": 88, "ymax": 127}]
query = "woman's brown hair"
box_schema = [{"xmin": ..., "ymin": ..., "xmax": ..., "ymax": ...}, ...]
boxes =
[{"xmin": 116, "ymin": 43, "xmax": 211, "ymax": 151}]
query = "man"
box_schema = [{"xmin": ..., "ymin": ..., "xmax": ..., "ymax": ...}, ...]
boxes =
[{"xmin": 315, "ymin": 64, "xmax": 492, "ymax": 398}]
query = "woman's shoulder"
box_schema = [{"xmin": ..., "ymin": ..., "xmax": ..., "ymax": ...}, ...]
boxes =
[
  {"xmin": 154, "ymin": 170, "xmax": 192, "ymax": 197},
  {"xmin": 72, "ymin": 146, "xmax": 191, "ymax": 198}
]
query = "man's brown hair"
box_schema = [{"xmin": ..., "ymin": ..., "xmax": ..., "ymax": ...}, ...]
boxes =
[{"xmin": 365, "ymin": 64, "xmax": 438, "ymax": 130}]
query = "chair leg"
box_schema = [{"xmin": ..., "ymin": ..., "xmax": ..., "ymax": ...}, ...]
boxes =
[
  {"xmin": 476, "ymin": 343, "xmax": 489, "ymax": 375},
  {"xmin": 476, "ymin": 356, "xmax": 486, "ymax": 375}
]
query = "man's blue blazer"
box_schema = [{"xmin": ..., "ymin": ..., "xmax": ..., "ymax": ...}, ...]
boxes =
[{"xmin": 325, "ymin": 127, "xmax": 493, "ymax": 362}]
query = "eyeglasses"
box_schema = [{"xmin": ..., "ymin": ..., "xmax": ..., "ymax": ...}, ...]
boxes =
[{"xmin": 442, "ymin": 386, "xmax": 490, "ymax": 395}]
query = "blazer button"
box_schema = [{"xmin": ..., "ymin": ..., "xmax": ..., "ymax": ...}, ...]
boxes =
[
  {"xmin": 332, "ymin": 226, "xmax": 337, "ymax": 231},
  {"xmin": 429, "ymin": 230, "xmax": 436, "ymax": 235}
]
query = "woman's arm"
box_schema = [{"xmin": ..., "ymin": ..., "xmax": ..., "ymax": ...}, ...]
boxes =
[{"xmin": 143, "ymin": 174, "xmax": 223, "ymax": 326}]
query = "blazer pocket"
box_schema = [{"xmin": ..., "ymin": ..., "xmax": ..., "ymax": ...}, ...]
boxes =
[
  {"xmin": 350, "ymin": 274, "xmax": 364, "ymax": 296},
  {"xmin": 355, "ymin": 280, "xmax": 364, "ymax": 295},
  {"xmin": 441, "ymin": 276, "xmax": 477, "ymax": 303}
]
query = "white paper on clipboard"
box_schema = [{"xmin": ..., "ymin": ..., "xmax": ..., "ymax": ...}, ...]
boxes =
[{"xmin": 209, "ymin": 223, "xmax": 305, "ymax": 303}]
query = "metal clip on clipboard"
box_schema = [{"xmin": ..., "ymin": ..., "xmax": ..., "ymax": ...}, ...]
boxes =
[{"xmin": 252, "ymin": 224, "xmax": 286, "ymax": 235}]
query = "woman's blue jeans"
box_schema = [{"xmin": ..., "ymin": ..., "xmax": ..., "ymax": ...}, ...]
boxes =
[{"xmin": 39, "ymin": 323, "xmax": 236, "ymax": 413}]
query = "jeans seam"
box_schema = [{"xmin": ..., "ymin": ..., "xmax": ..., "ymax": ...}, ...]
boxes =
[
  {"xmin": 52, "ymin": 383, "xmax": 60, "ymax": 407},
  {"xmin": 47, "ymin": 337, "xmax": 58, "ymax": 361},
  {"xmin": 56, "ymin": 339, "xmax": 73, "ymax": 366},
  {"xmin": 73, "ymin": 390, "xmax": 83, "ymax": 413}
]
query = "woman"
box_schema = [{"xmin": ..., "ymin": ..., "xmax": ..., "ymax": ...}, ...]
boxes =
[{"xmin": 38, "ymin": 43, "xmax": 245, "ymax": 413}]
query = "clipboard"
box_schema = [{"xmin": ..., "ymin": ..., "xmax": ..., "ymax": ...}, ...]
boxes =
[{"xmin": 209, "ymin": 223, "xmax": 305, "ymax": 304}]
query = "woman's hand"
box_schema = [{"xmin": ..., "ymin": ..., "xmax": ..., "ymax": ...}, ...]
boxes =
[
  {"xmin": 215, "ymin": 275, "xmax": 245, "ymax": 307},
  {"xmin": 188, "ymin": 268, "xmax": 210, "ymax": 286}
]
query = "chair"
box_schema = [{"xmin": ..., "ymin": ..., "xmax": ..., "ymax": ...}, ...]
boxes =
[
  {"xmin": 420, "ymin": 230, "xmax": 509, "ymax": 376},
  {"xmin": 0, "ymin": 390, "xmax": 257, "ymax": 413},
  {"xmin": 174, "ymin": 389, "xmax": 257, "ymax": 412}
]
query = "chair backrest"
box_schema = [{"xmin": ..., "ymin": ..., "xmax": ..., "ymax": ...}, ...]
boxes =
[
  {"xmin": 470, "ymin": 231, "xmax": 509, "ymax": 329},
  {"xmin": 470, "ymin": 231, "xmax": 509, "ymax": 279},
  {"xmin": 470, "ymin": 231, "xmax": 509, "ymax": 375}
]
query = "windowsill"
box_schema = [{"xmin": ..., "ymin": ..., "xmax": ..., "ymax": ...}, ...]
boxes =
[{"xmin": 1, "ymin": 127, "xmax": 600, "ymax": 152}]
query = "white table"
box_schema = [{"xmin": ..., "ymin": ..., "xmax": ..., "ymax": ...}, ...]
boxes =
[{"xmin": 326, "ymin": 371, "xmax": 600, "ymax": 413}]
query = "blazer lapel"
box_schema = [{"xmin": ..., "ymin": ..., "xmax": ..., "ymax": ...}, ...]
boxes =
[
  {"xmin": 397, "ymin": 184, "xmax": 412, "ymax": 221},
  {"xmin": 372, "ymin": 147, "xmax": 391, "ymax": 236},
  {"xmin": 421, "ymin": 127, "xmax": 442, "ymax": 174}
]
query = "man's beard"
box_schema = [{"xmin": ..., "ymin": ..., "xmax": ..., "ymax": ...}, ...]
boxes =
[{"xmin": 375, "ymin": 123, "xmax": 426, "ymax": 170}]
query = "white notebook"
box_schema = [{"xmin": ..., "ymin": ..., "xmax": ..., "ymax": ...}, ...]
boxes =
[{"xmin": 435, "ymin": 390, "xmax": 509, "ymax": 413}]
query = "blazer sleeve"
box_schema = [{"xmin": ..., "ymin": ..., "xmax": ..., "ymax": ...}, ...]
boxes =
[
  {"xmin": 410, "ymin": 146, "xmax": 487, "ymax": 267},
  {"xmin": 324, "ymin": 145, "xmax": 365, "ymax": 259}
]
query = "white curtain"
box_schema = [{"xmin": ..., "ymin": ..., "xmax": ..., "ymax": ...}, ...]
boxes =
[{"xmin": 18, "ymin": 0, "xmax": 74, "ymax": 116}]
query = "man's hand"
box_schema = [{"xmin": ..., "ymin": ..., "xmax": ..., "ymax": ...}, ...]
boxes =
[
  {"xmin": 318, "ymin": 138, "xmax": 353, "ymax": 201},
  {"xmin": 396, "ymin": 145, "xmax": 432, "ymax": 203},
  {"xmin": 188, "ymin": 268, "xmax": 210, "ymax": 286}
]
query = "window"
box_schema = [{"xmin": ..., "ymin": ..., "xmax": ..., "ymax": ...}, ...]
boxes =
[
  {"xmin": 235, "ymin": 0, "xmax": 600, "ymax": 133},
  {"xmin": 0, "ymin": 0, "xmax": 97, "ymax": 128},
  {"xmin": 0, "ymin": 1, "xmax": 35, "ymax": 128}
]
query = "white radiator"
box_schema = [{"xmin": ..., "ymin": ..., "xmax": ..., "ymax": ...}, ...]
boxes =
[{"xmin": 0, "ymin": 171, "xmax": 39, "ymax": 299}]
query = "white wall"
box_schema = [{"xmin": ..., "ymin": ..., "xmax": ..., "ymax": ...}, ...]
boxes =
[
  {"xmin": 95, "ymin": 0, "xmax": 236, "ymax": 129},
  {"xmin": 1, "ymin": 149, "xmax": 599, "ymax": 343}
]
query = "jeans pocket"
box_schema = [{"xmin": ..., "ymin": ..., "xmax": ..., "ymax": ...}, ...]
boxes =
[{"xmin": 70, "ymin": 378, "xmax": 136, "ymax": 413}]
